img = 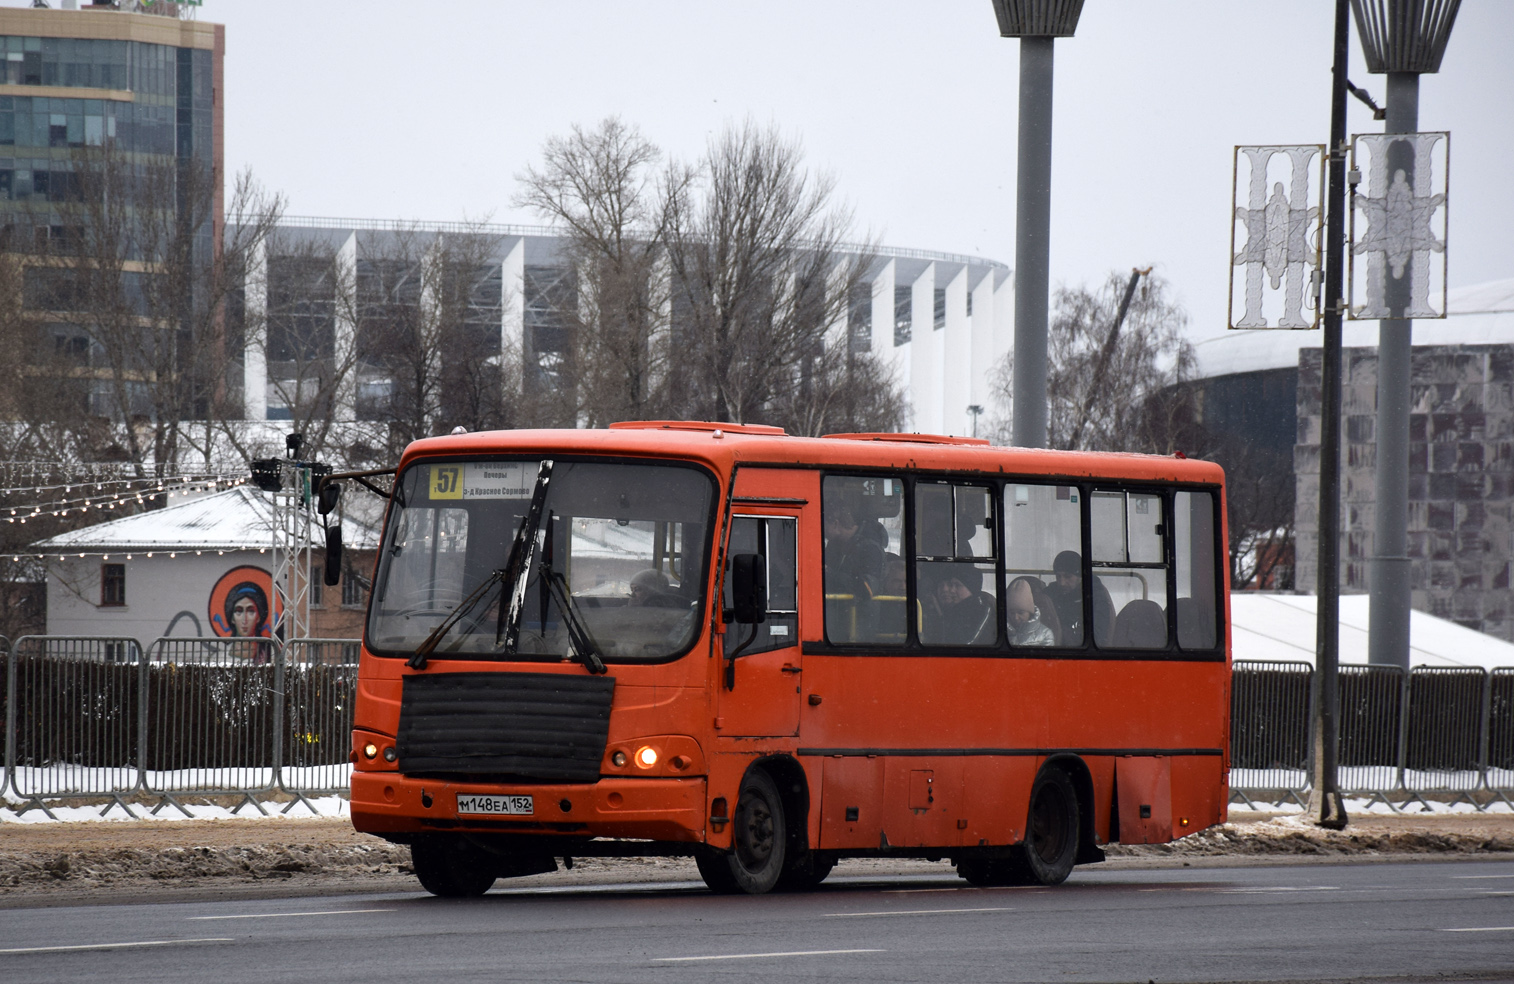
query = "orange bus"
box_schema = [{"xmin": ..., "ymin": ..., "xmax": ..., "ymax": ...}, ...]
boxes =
[{"xmin": 345, "ymin": 421, "xmax": 1230, "ymax": 896}]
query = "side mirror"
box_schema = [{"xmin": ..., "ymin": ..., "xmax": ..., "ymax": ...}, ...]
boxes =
[
  {"xmin": 317, "ymin": 480, "xmax": 341, "ymax": 516},
  {"xmin": 324, "ymin": 526, "xmax": 343, "ymax": 586},
  {"xmin": 729, "ymin": 553, "xmax": 767, "ymax": 624}
]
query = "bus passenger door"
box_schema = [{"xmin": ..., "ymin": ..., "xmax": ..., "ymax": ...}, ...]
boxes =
[{"xmin": 718, "ymin": 511, "xmax": 802, "ymax": 737}]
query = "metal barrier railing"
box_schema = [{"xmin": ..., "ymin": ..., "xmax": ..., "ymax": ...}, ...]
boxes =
[
  {"xmin": 6, "ymin": 634, "xmax": 1514, "ymax": 817},
  {"xmin": 1, "ymin": 635, "xmax": 361, "ymax": 818},
  {"xmin": 1337, "ymin": 664, "xmax": 1406, "ymax": 803},
  {"xmin": 281, "ymin": 639, "xmax": 361, "ymax": 806},
  {"xmin": 1230, "ymin": 660, "xmax": 1313, "ymax": 807},
  {"xmin": 1489, "ymin": 668, "xmax": 1514, "ymax": 806},
  {"xmin": 143, "ymin": 637, "xmax": 282, "ymax": 816},
  {"xmin": 4, "ymin": 636, "xmax": 145, "ymax": 819},
  {"xmin": 1404, "ymin": 666, "xmax": 1487, "ymax": 806}
]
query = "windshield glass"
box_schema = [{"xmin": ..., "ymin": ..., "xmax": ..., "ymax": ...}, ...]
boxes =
[{"xmin": 367, "ymin": 459, "xmax": 715, "ymax": 661}]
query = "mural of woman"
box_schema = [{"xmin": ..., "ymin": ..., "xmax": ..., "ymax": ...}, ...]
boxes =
[
  {"xmin": 225, "ymin": 582, "xmax": 270, "ymax": 638},
  {"xmin": 208, "ymin": 567, "xmax": 281, "ymax": 662}
]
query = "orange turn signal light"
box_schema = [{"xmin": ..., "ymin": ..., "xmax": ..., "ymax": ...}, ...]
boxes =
[{"xmin": 635, "ymin": 746, "xmax": 659, "ymax": 769}]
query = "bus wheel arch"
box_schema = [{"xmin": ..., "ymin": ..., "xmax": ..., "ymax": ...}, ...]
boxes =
[
  {"xmin": 696, "ymin": 760, "xmax": 794, "ymax": 895},
  {"xmin": 1040, "ymin": 753, "xmax": 1105, "ymax": 866}
]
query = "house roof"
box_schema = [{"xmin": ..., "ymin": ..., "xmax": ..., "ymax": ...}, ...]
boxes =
[
  {"xmin": 30, "ymin": 486, "xmax": 380, "ymax": 553},
  {"xmin": 1192, "ymin": 276, "xmax": 1514, "ymax": 380}
]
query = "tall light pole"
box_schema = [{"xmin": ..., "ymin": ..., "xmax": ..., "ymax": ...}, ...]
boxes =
[
  {"xmin": 1353, "ymin": 0, "xmax": 1461, "ymax": 670},
  {"xmin": 991, "ymin": 0, "xmax": 1084, "ymax": 448}
]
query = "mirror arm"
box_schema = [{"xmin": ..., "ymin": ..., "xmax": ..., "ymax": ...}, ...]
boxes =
[{"xmin": 724, "ymin": 623, "xmax": 760, "ymax": 691}]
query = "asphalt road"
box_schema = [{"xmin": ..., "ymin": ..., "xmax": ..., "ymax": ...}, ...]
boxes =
[{"xmin": 2, "ymin": 859, "xmax": 1513, "ymax": 983}]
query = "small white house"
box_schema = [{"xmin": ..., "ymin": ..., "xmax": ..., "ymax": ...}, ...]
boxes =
[{"xmin": 32, "ymin": 486, "xmax": 375, "ymax": 644}]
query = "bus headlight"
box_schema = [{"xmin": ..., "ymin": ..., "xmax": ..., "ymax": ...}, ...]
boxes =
[
  {"xmin": 363, "ymin": 743, "xmax": 378, "ymax": 760},
  {"xmin": 635, "ymin": 746, "xmax": 659, "ymax": 769}
]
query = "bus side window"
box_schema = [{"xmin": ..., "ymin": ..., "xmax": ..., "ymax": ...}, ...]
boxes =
[
  {"xmin": 1174, "ymin": 490, "xmax": 1219, "ymax": 650},
  {"xmin": 1091, "ymin": 490, "xmax": 1168, "ymax": 650},
  {"xmin": 725, "ymin": 516, "xmax": 798, "ymax": 656},
  {"xmin": 822, "ymin": 475, "xmax": 904, "ymax": 645},
  {"xmin": 1004, "ymin": 483, "xmax": 1083, "ymax": 647},
  {"xmin": 915, "ymin": 482, "xmax": 997, "ymax": 647}
]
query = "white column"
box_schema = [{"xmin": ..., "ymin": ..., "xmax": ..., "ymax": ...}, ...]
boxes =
[
  {"xmin": 243, "ymin": 236, "xmax": 267, "ymax": 421},
  {"xmin": 969, "ymin": 270, "xmax": 998, "ymax": 436},
  {"xmin": 941, "ymin": 265, "xmax": 970, "ymax": 436},
  {"xmin": 910, "ymin": 264, "xmax": 940, "ymax": 434},
  {"xmin": 332, "ymin": 231, "xmax": 359, "ymax": 422}
]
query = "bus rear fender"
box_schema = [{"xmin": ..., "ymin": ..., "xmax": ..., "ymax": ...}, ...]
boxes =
[{"xmin": 1039, "ymin": 753, "xmax": 1106, "ymax": 865}]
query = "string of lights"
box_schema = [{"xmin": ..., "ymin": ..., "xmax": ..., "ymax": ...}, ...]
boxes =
[{"xmin": 2, "ymin": 477, "xmax": 249, "ymax": 523}]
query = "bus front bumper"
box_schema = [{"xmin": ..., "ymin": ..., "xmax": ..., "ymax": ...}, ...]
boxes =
[{"xmin": 350, "ymin": 771, "xmax": 707, "ymax": 843}]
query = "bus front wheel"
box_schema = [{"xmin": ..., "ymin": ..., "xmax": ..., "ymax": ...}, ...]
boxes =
[
  {"xmin": 411, "ymin": 837, "xmax": 497, "ymax": 897},
  {"xmin": 696, "ymin": 768, "xmax": 787, "ymax": 895}
]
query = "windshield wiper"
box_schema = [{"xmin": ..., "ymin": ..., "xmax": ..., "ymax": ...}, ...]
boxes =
[
  {"xmin": 407, "ymin": 567, "xmax": 507, "ymax": 670},
  {"xmin": 537, "ymin": 513, "xmax": 607, "ymax": 675},
  {"xmin": 495, "ymin": 460, "xmax": 555, "ymax": 654}
]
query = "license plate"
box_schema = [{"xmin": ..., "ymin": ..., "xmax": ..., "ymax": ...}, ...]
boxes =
[{"xmin": 456, "ymin": 793, "xmax": 533, "ymax": 816}]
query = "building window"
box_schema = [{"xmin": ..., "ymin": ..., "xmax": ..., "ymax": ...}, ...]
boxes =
[
  {"xmin": 101, "ymin": 563, "xmax": 125, "ymax": 606},
  {"xmin": 342, "ymin": 569, "xmax": 367, "ymax": 608},
  {"xmin": 934, "ymin": 287, "xmax": 946, "ymax": 330},
  {"xmin": 310, "ymin": 560, "xmax": 323, "ymax": 608}
]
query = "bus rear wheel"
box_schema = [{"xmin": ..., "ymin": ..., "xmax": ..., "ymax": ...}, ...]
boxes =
[
  {"xmin": 696, "ymin": 768, "xmax": 787, "ymax": 895},
  {"xmin": 1021, "ymin": 766, "xmax": 1079, "ymax": 885},
  {"xmin": 411, "ymin": 837, "xmax": 498, "ymax": 897}
]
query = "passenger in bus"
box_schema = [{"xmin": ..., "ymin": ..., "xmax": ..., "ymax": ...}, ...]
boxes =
[
  {"xmin": 824, "ymin": 501, "xmax": 884, "ymax": 595},
  {"xmin": 880, "ymin": 554, "xmax": 907, "ymax": 598},
  {"xmin": 924, "ymin": 565, "xmax": 994, "ymax": 645},
  {"xmin": 1044, "ymin": 550, "xmax": 1115, "ymax": 646},
  {"xmin": 628, "ymin": 568, "xmax": 674, "ymax": 607},
  {"xmin": 1006, "ymin": 576, "xmax": 1056, "ymax": 647}
]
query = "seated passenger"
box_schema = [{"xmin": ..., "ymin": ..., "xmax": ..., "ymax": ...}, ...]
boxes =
[
  {"xmin": 824, "ymin": 502, "xmax": 884, "ymax": 597},
  {"xmin": 628, "ymin": 568, "xmax": 679, "ymax": 607},
  {"xmin": 1006, "ymin": 577, "xmax": 1056, "ymax": 647},
  {"xmin": 1043, "ymin": 550, "xmax": 1115, "ymax": 646},
  {"xmin": 924, "ymin": 565, "xmax": 994, "ymax": 645}
]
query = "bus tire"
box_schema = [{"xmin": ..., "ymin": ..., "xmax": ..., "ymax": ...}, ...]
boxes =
[
  {"xmin": 1022, "ymin": 766, "xmax": 1079, "ymax": 886},
  {"xmin": 777, "ymin": 850, "xmax": 836, "ymax": 892},
  {"xmin": 698, "ymin": 768, "xmax": 787, "ymax": 895},
  {"xmin": 411, "ymin": 837, "xmax": 497, "ymax": 897}
]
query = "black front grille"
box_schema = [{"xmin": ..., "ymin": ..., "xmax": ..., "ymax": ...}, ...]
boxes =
[{"xmin": 397, "ymin": 671, "xmax": 616, "ymax": 782}]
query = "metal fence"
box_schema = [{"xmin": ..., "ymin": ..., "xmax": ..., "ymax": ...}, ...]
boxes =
[
  {"xmin": 1232, "ymin": 660, "xmax": 1514, "ymax": 810},
  {"xmin": 6, "ymin": 640, "xmax": 1514, "ymax": 817},
  {"xmin": 2, "ymin": 636, "xmax": 360, "ymax": 818}
]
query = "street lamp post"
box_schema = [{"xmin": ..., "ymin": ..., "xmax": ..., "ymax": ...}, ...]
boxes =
[
  {"xmin": 1352, "ymin": 0, "xmax": 1461, "ymax": 671},
  {"xmin": 990, "ymin": 0, "xmax": 1084, "ymax": 449}
]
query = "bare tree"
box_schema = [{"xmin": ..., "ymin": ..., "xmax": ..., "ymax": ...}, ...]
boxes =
[
  {"xmin": 354, "ymin": 224, "xmax": 521, "ymax": 459},
  {"xmin": 989, "ymin": 269, "xmax": 1196, "ymax": 453},
  {"xmin": 21, "ymin": 146, "xmax": 282, "ymax": 475},
  {"xmin": 517, "ymin": 117, "xmax": 905, "ymax": 432},
  {"xmin": 515, "ymin": 117, "xmax": 685, "ymax": 427},
  {"xmin": 665, "ymin": 121, "xmax": 881, "ymax": 427}
]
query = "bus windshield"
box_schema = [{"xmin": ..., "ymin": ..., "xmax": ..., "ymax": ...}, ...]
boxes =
[{"xmin": 366, "ymin": 458, "xmax": 715, "ymax": 662}]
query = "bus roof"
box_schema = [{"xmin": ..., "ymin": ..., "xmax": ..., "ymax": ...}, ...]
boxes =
[{"xmin": 399, "ymin": 423, "xmax": 1225, "ymax": 486}]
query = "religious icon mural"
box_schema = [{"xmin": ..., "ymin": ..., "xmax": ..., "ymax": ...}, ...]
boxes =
[{"xmin": 208, "ymin": 566, "xmax": 282, "ymax": 639}]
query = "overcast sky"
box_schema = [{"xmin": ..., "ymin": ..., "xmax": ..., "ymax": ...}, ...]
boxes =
[{"xmin": 185, "ymin": 2, "xmax": 1514, "ymax": 343}]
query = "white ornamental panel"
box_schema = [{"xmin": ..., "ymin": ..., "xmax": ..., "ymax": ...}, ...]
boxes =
[
  {"xmin": 1229, "ymin": 145, "xmax": 1326, "ymax": 330},
  {"xmin": 1348, "ymin": 131, "xmax": 1449, "ymax": 321}
]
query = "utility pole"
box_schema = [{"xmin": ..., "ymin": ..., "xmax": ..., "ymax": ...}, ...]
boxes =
[
  {"xmin": 990, "ymin": 0, "xmax": 1084, "ymax": 449},
  {"xmin": 1308, "ymin": 0, "xmax": 1353, "ymax": 831}
]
